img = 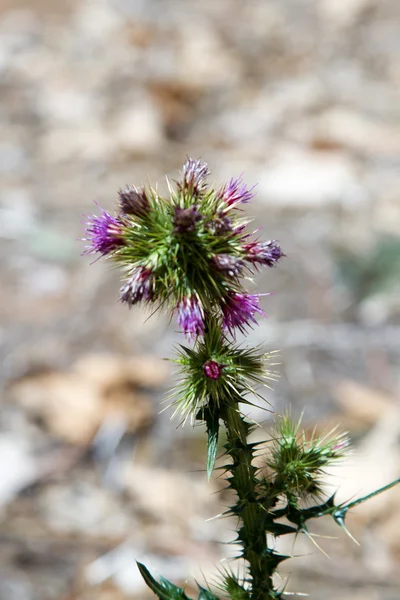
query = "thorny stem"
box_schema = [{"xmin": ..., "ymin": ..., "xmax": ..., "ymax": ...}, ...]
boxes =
[{"xmin": 222, "ymin": 404, "xmax": 279, "ymax": 600}]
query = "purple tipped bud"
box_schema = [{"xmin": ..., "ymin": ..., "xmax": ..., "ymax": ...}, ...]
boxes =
[
  {"xmin": 206, "ymin": 212, "xmax": 233, "ymax": 235},
  {"xmin": 118, "ymin": 186, "xmax": 149, "ymax": 217},
  {"xmin": 173, "ymin": 205, "xmax": 202, "ymax": 234},
  {"xmin": 180, "ymin": 157, "xmax": 210, "ymax": 195},
  {"xmin": 218, "ymin": 175, "xmax": 255, "ymax": 207},
  {"xmin": 222, "ymin": 292, "xmax": 265, "ymax": 335},
  {"xmin": 176, "ymin": 296, "xmax": 205, "ymax": 339},
  {"xmin": 213, "ymin": 254, "xmax": 244, "ymax": 278},
  {"xmin": 204, "ymin": 360, "xmax": 223, "ymax": 380},
  {"xmin": 244, "ymin": 240, "xmax": 284, "ymax": 267},
  {"xmin": 120, "ymin": 267, "xmax": 155, "ymax": 306},
  {"xmin": 83, "ymin": 207, "xmax": 124, "ymax": 256}
]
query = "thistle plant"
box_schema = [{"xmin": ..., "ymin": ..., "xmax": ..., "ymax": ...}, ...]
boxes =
[{"xmin": 83, "ymin": 158, "xmax": 399, "ymax": 599}]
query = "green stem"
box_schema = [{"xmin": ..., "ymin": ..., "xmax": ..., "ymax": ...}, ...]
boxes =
[
  {"xmin": 223, "ymin": 404, "xmax": 280, "ymax": 600},
  {"xmin": 345, "ymin": 477, "xmax": 400, "ymax": 511}
]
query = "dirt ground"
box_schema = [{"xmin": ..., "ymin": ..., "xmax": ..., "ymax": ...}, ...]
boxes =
[{"xmin": 0, "ymin": 0, "xmax": 399, "ymax": 598}]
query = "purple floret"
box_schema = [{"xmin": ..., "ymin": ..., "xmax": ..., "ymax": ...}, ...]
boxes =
[
  {"xmin": 176, "ymin": 296, "xmax": 205, "ymax": 339},
  {"xmin": 204, "ymin": 360, "xmax": 223, "ymax": 380},
  {"xmin": 244, "ymin": 240, "xmax": 285, "ymax": 267},
  {"xmin": 120, "ymin": 267, "xmax": 155, "ymax": 306},
  {"xmin": 173, "ymin": 205, "xmax": 202, "ymax": 234},
  {"xmin": 222, "ymin": 292, "xmax": 265, "ymax": 335},
  {"xmin": 181, "ymin": 157, "xmax": 210, "ymax": 195},
  {"xmin": 218, "ymin": 175, "xmax": 255, "ymax": 207},
  {"xmin": 118, "ymin": 186, "xmax": 149, "ymax": 217},
  {"xmin": 212, "ymin": 254, "xmax": 245, "ymax": 278},
  {"xmin": 83, "ymin": 206, "xmax": 124, "ymax": 256}
]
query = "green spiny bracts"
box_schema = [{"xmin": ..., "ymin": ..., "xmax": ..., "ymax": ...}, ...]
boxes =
[
  {"xmin": 171, "ymin": 319, "xmax": 277, "ymax": 477},
  {"xmin": 172, "ymin": 320, "xmax": 276, "ymax": 422},
  {"xmin": 215, "ymin": 571, "xmax": 252, "ymax": 600},
  {"xmin": 265, "ymin": 415, "xmax": 349, "ymax": 503}
]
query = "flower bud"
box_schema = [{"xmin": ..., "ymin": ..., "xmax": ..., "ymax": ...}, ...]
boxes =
[
  {"xmin": 218, "ymin": 175, "xmax": 255, "ymax": 207},
  {"xmin": 222, "ymin": 292, "xmax": 265, "ymax": 335},
  {"xmin": 120, "ymin": 267, "xmax": 155, "ymax": 306},
  {"xmin": 176, "ymin": 296, "xmax": 205, "ymax": 339},
  {"xmin": 83, "ymin": 207, "xmax": 124, "ymax": 256},
  {"xmin": 180, "ymin": 157, "xmax": 210, "ymax": 195},
  {"xmin": 244, "ymin": 240, "xmax": 284, "ymax": 267},
  {"xmin": 173, "ymin": 206, "xmax": 202, "ymax": 234},
  {"xmin": 213, "ymin": 254, "xmax": 244, "ymax": 278},
  {"xmin": 203, "ymin": 360, "xmax": 223, "ymax": 380},
  {"xmin": 118, "ymin": 186, "xmax": 149, "ymax": 217}
]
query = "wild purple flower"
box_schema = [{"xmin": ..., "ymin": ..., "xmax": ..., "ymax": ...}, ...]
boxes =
[
  {"xmin": 218, "ymin": 175, "xmax": 255, "ymax": 208},
  {"xmin": 173, "ymin": 205, "xmax": 202, "ymax": 234},
  {"xmin": 118, "ymin": 186, "xmax": 149, "ymax": 217},
  {"xmin": 120, "ymin": 267, "xmax": 155, "ymax": 306},
  {"xmin": 222, "ymin": 292, "xmax": 266, "ymax": 335},
  {"xmin": 244, "ymin": 240, "xmax": 285, "ymax": 267},
  {"xmin": 180, "ymin": 157, "xmax": 210, "ymax": 195},
  {"xmin": 83, "ymin": 206, "xmax": 124, "ymax": 256},
  {"xmin": 212, "ymin": 254, "xmax": 245, "ymax": 278},
  {"xmin": 176, "ymin": 296, "xmax": 205, "ymax": 339},
  {"xmin": 204, "ymin": 360, "xmax": 223, "ymax": 380}
]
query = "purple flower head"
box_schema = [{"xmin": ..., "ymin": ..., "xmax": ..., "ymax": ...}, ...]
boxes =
[
  {"xmin": 218, "ymin": 175, "xmax": 255, "ymax": 208},
  {"xmin": 180, "ymin": 157, "xmax": 210, "ymax": 195},
  {"xmin": 222, "ymin": 292, "xmax": 266, "ymax": 335},
  {"xmin": 176, "ymin": 295, "xmax": 205, "ymax": 339},
  {"xmin": 83, "ymin": 206, "xmax": 124, "ymax": 256},
  {"xmin": 118, "ymin": 186, "xmax": 149, "ymax": 218},
  {"xmin": 212, "ymin": 254, "xmax": 245, "ymax": 278},
  {"xmin": 204, "ymin": 360, "xmax": 223, "ymax": 380},
  {"xmin": 173, "ymin": 205, "xmax": 202, "ymax": 234},
  {"xmin": 120, "ymin": 267, "xmax": 155, "ymax": 306},
  {"xmin": 244, "ymin": 240, "xmax": 285, "ymax": 267}
]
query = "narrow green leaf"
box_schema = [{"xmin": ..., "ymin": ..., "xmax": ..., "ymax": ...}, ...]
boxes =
[
  {"xmin": 265, "ymin": 522, "xmax": 297, "ymax": 536},
  {"xmin": 343, "ymin": 477, "xmax": 400, "ymax": 512},
  {"xmin": 205, "ymin": 411, "xmax": 220, "ymax": 479},
  {"xmin": 197, "ymin": 586, "xmax": 220, "ymax": 600},
  {"xmin": 137, "ymin": 562, "xmax": 192, "ymax": 600}
]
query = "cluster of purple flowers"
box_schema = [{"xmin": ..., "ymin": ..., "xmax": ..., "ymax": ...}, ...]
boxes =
[{"xmin": 83, "ymin": 158, "xmax": 284, "ymax": 340}]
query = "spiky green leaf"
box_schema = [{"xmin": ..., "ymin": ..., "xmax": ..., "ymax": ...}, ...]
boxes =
[
  {"xmin": 197, "ymin": 586, "xmax": 220, "ymax": 600},
  {"xmin": 137, "ymin": 562, "xmax": 192, "ymax": 600},
  {"xmin": 206, "ymin": 411, "xmax": 220, "ymax": 479}
]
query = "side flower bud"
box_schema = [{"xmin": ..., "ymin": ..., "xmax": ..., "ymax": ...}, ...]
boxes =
[
  {"xmin": 173, "ymin": 205, "xmax": 202, "ymax": 234},
  {"xmin": 120, "ymin": 267, "xmax": 155, "ymax": 306},
  {"xmin": 212, "ymin": 254, "xmax": 245, "ymax": 278},
  {"xmin": 176, "ymin": 295, "xmax": 205, "ymax": 339},
  {"xmin": 118, "ymin": 186, "xmax": 149, "ymax": 218},
  {"xmin": 218, "ymin": 175, "xmax": 255, "ymax": 208},
  {"xmin": 244, "ymin": 240, "xmax": 285, "ymax": 267},
  {"xmin": 267, "ymin": 415, "xmax": 350, "ymax": 500},
  {"xmin": 222, "ymin": 292, "xmax": 265, "ymax": 335},
  {"xmin": 180, "ymin": 157, "xmax": 210, "ymax": 196},
  {"xmin": 205, "ymin": 211, "xmax": 233, "ymax": 235},
  {"xmin": 83, "ymin": 206, "xmax": 125, "ymax": 256}
]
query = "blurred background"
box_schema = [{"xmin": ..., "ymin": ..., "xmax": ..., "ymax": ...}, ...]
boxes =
[{"xmin": 0, "ymin": 0, "xmax": 399, "ymax": 598}]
